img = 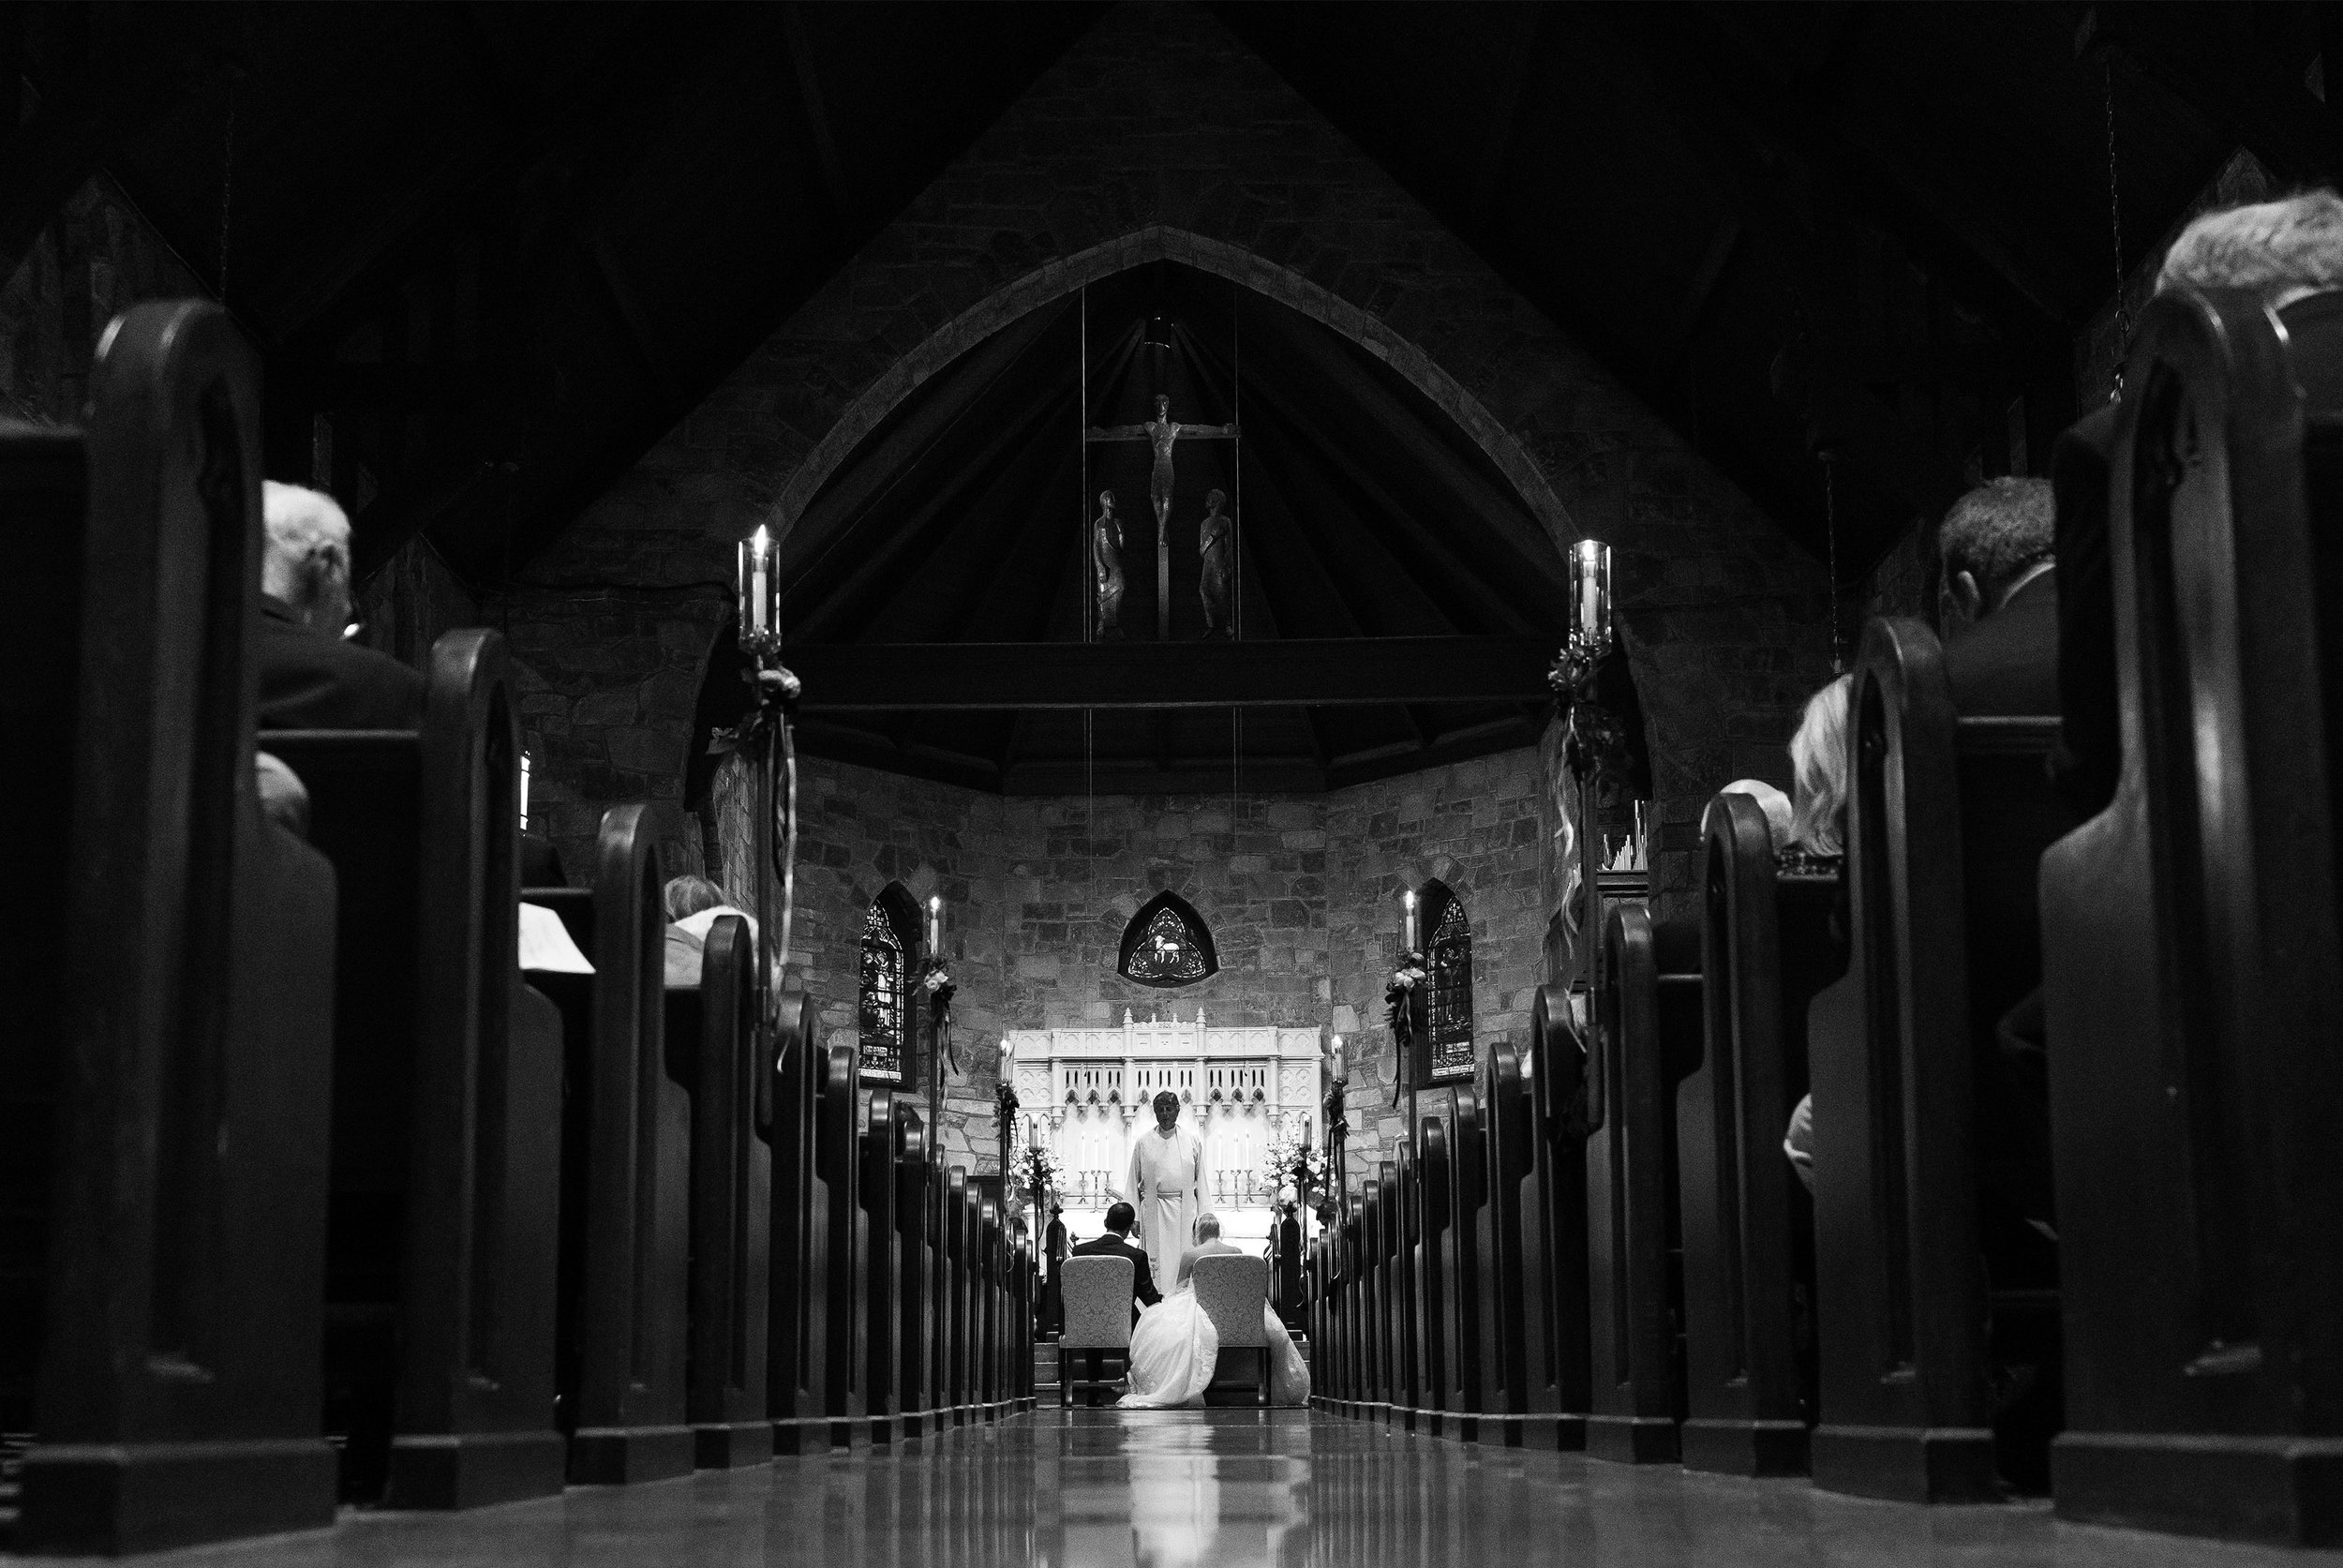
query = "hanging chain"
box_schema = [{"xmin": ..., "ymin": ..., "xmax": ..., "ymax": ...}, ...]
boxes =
[
  {"xmin": 2103, "ymin": 51, "xmax": 2130, "ymax": 402},
  {"xmin": 1823, "ymin": 451, "xmax": 1845, "ymax": 675}
]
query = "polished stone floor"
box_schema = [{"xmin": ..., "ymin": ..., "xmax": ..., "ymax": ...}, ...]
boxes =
[{"xmin": 9, "ymin": 1411, "xmax": 2342, "ymax": 1566}]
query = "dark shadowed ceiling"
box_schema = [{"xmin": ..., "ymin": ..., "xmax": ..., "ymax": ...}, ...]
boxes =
[{"xmin": 11, "ymin": 0, "xmax": 2342, "ymax": 781}]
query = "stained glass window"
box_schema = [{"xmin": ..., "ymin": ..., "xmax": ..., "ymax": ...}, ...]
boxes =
[
  {"xmin": 1425, "ymin": 889, "xmax": 1474, "ymax": 1083},
  {"xmin": 1118, "ymin": 892, "xmax": 1216, "ymax": 987},
  {"xmin": 859, "ymin": 901, "xmax": 907, "ymax": 1083}
]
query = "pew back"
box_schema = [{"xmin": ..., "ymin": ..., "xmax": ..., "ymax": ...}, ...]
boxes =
[
  {"xmin": 2041, "ymin": 286, "xmax": 2343, "ymax": 1542},
  {"xmin": 20, "ymin": 300, "xmax": 343, "ymax": 1553}
]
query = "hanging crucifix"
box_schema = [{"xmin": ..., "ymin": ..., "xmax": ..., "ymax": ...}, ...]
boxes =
[{"xmin": 1086, "ymin": 393, "xmax": 1239, "ymax": 640}]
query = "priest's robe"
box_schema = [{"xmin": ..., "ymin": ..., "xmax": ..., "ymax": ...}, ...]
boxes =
[{"xmin": 1126, "ymin": 1124, "xmax": 1206, "ymax": 1294}]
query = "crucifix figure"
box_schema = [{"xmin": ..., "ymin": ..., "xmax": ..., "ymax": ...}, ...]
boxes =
[{"xmin": 1087, "ymin": 393, "xmax": 1238, "ymax": 639}]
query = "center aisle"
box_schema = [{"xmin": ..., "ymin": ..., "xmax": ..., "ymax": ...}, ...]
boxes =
[{"xmin": 13, "ymin": 1412, "xmax": 2338, "ymax": 1567}]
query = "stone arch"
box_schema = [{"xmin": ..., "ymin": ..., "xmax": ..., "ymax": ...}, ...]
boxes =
[{"xmin": 761, "ymin": 227, "xmax": 1576, "ymax": 562}]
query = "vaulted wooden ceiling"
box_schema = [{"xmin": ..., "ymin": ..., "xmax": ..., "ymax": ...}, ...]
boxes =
[
  {"xmin": 753, "ymin": 260, "xmax": 1567, "ymax": 793},
  {"xmin": 11, "ymin": 1, "xmax": 2340, "ymax": 752}
]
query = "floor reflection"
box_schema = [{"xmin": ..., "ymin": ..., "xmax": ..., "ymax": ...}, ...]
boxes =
[{"xmin": 10, "ymin": 1411, "xmax": 2343, "ymax": 1568}]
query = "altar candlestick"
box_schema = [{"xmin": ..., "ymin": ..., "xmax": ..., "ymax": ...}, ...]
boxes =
[
  {"xmin": 1569, "ymin": 539, "xmax": 1613, "ymax": 659},
  {"xmin": 737, "ymin": 526, "xmax": 780, "ymax": 649}
]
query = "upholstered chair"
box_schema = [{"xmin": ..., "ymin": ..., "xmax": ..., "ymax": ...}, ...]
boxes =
[
  {"xmin": 1059, "ymin": 1255, "xmax": 1135, "ymax": 1408},
  {"xmin": 1192, "ymin": 1254, "xmax": 1271, "ymax": 1406}
]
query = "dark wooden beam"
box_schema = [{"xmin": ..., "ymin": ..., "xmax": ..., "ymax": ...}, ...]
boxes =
[
  {"xmin": 784, "ymin": 636, "xmax": 1557, "ymax": 711},
  {"xmin": 782, "ymin": 4, "xmax": 848, "ymax": 217},
  {"xmin": 1004, "ymin": 757, "xmax": 1326, "ymax": 797}
]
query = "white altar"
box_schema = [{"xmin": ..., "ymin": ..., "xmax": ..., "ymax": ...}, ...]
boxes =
[{"xmin": 1007, "ymin": 1013, "xmax": 1321, "ymax": 1250}]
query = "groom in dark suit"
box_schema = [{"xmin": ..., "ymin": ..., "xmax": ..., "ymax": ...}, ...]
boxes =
[{"xmin": 1071, "ymin": 1202, "xmax": 1161, "ymax": 1324}]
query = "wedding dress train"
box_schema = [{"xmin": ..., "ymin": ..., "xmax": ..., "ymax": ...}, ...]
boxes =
[{"xmin": 1118, "ymin": 1287, "xmax": 1310, "ymax": 1409}]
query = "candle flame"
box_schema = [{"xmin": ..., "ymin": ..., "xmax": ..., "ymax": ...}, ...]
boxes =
[
  {"xmin": 930, "ymin": 894, "xmax": 942, "ymax": 912},
  {"xmin": 1402, "ymin": 889, "xmax": 1415, "ymax": 908}
]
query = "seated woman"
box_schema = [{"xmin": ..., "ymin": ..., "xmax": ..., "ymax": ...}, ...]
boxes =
[
  {"xmin": 1118, "ymin": 1214, "xmax": 1310, "ymax": 1409},
  {"xmin": 1780, "ymin": 674, "xmax": 1852, "ymax": 1192},
  {"xmin": 662, "ymin": 874, "xmax": 757, "ymax": 989}
]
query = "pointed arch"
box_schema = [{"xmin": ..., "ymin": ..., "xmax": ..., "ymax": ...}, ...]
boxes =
[
  {"xmin": 1418, "ymin": 879, "xmax": 1475, "ymax": 1083},
  {"xmin": 1118, "ymin": 889, "xmax": 1218, "ymax": 988},
  {"xmin": 858, "ymin": 882, "xmax": 924, "ymax": 1084}
]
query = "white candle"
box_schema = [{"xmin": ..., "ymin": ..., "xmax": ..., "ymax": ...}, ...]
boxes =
[
  {"xmin": 1331, "ymin": 1035, "xmax": 1347, "ymax": 1083},
  {"xmin": 928, "ymin": 894, "xmax": 943, "ymax": 955},
  {"xmin": 1402, "ymin": 889, "xmax": 1417, "ymax": 951},
  {"xmin": 751, "ymin": 527, "xmax": 771, "ymax": 634},
  {"xmin": 519, "ymin": 751, "xmax": 531, "ymax": 831}
]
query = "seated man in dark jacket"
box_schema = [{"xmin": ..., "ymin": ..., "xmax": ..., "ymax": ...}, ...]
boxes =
[
  {"xmin": 257, "ymin": 480, "xmax": 425, "ymax": 729},
  {"xmin": 1070, "ymin": 1201, "xmax": 1162, "ymax": 1323},
  {"xmin": 1936, "ymin": 474, "xmax": 2058, "ymax": 718}
]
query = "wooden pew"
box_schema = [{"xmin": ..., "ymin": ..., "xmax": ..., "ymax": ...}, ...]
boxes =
[
  {"xmin": 1415, "ymin": 1115, "xmax": 1454, "ymax": 1439},
  {"xmin": 861, "ymin": 1086, "xmax": 902, "ymax": 1443},
  {"xmin": 816, "ymin": 1039, "xmax": 869, "ymax": 1447},
  {"xmin": 0, "ymin": 418, "xmax": 83, "ymax": 1450},
  {"xmin": 1275, "ymin": 1207, "xmax": 1305, "ymax": 1336},
  {"xmin": 1805, "ymin": 617, "xmax": 2075, "ymax": 1502},
  {"xmin": 893, "ymin": 1103, "xmax": 938, "ymax": 1439},
  {"xmin": 976, "ymin": 1196, "xmax": 1002, "ymax": 1420},
  {"xmin": 1392, "ymin": 1142, "xmax": 1423, "ymax": 1431},
  {"xmin": 1444, "ymin": 1084, "xmax": 1491, "ymax": 1442},
  {"xmin": 681, "ymin": 915, "xmax": 771, "ymax": 1468},
  {"xmin": 1366, "ymin": 1170, "xmax": 1393, "ymax": 1424},
  {"xmin": 943, "ymin": 1167, "xmax": 971, "ymax": 1426},
  {"xmin": 1676, "ymin": 791, "xmax": 1837, "ymax": 1476},
  {"xmin": 1485, "ymin": 996, "xmax": 1589, "ymax": 1449},
  {"xmin": 2040, "ymin": 286, "xmax": 2343, "ymax": 1545},
  {"xmin": 1584, "ymin": 903, "xmax": 1694, "ymax": 1463},
  {"xmin": 262, "ymin": 630, "xmax": 565, "ymax": 1510},
  {"xmin": 765, "ymin": 991, "xmax": 829, "ymax": 1455},
  {"xmin": 528, "ymin": 803, "xmax": 694, "ymax": 1484},
  {"xmin": 9, "ymin": 300, "xmax": 343, "ymax": 1555}
]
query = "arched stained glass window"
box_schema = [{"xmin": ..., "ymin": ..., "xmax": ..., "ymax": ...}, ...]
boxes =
[
  {"xmin": 859, "ymin": 889, "xmax": 919, "ymax": 1083},
  {"xmin": 1117, "ymin": 891, "xmax": 1217, "ymax": 987},
  {"xmin": 1423, "ymin": 883, "xmax": 1474, "ymax": 1083}
]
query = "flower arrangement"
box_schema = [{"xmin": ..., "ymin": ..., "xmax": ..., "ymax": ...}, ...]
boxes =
[
  {"xmin": 1385, "ymin": 948, "xmax": 1426, "ymax": 1050},
  {"xmin": 1015, "ymin": 1141, "xmax": 1058, "ymax": 1202},
  {"xmin": 921, "ymin": 956, "xmax": 959, "ymax": 1074},
  {"xmin": 1261, "ymin": 1126, "xmax": 1324, "ymax": 1200}
]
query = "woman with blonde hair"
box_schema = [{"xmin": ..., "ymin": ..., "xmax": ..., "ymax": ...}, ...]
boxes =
[{"xmin": 1785, "ymin": 675, "xmax": 1852, "ymax": 857}]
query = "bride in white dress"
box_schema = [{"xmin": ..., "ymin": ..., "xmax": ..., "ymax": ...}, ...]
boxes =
[{"xmin": 1118, "ymin": 1214, "xmax": 1311, "ymax": 1409}]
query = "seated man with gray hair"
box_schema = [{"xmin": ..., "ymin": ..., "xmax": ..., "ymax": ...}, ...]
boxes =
[
  {"xmin": 257, "ymin": 480, "xmax": 425, "ymax": 729},
  {"xmin": 2055, "ymin": 188, "xmax": 2343, "ymax": 814}
]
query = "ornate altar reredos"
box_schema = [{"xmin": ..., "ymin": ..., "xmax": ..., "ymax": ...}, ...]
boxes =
[{"xmin": 1007, "ymin": 1014, "xmax": 1321, "ymax": 1247}]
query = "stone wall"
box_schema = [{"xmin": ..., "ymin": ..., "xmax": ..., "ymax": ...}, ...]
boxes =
[
  {"xmin": 501, "ymin": 3, "xmax": 1836, "ymax": 933},
  {"xmin": 1321, "ymin": 750, "xmax": 1544, "ymax": 1170},
  {"xmin": 774, "ymin": 746, "xmax": 1548, "ymax": 1178}
]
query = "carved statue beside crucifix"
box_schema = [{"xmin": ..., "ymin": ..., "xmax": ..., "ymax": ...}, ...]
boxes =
[
  {"xmin": 1198, "ymin": 488, "xmax": 1233, "ymax": 638},
  {"xmin": 1087, "ymin": 394, "xmax": 1239, "ymax": 640},
  {"xmin": 1092, "ymin": 489, "xmax": 1127, "ymax": 639}
]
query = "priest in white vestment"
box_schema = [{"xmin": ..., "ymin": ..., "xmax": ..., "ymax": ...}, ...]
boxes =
[{"xmin": 1124, "ymin": 1091, "xmax": 1205, "ymax": 1294}]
